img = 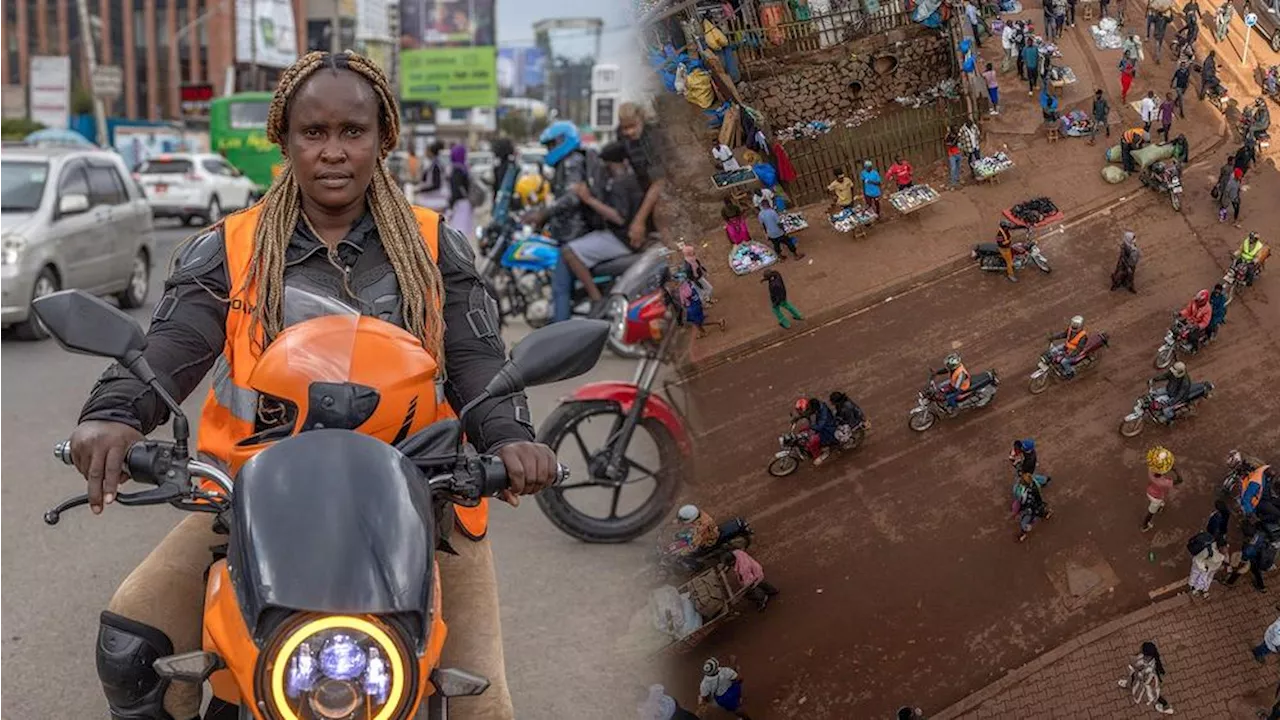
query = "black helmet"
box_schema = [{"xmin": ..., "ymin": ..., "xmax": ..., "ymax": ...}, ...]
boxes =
[{"xmin": 999, "ymin": 219, "xmax": 1016, "ymax": 230}]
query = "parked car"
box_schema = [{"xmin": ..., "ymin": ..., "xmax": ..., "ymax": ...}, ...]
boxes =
[
  {"xmin": 135, "ymin": 152, "xmax": 258, "ymax": 226},
  {"xmin": 1240, "ymin": 0, "xmax": 1280, "ymax": 52},
  {"xmin": 1, "ymin": 147, "xmax": 155, "ymax": 340}
]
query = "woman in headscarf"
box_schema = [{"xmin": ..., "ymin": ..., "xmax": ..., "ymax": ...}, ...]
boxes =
[
  {"xmin": 447, "ymin": 143, "xmax": 475, "ymax": 238},
  {"xmin": 1111, "ymin": 231, "xmax": 1141, "ymax": 292},
  {"xmin": 1117, "ymin": 641, "xmax": 1174, "ymax": 714}
]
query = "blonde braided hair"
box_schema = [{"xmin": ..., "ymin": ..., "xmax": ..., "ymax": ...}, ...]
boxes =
[{"xmin": 243, "ymin": 50, "xmax": 445, "ymax": 356}]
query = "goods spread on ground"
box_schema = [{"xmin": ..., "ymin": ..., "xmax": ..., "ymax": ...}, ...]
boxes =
[
  {"xmin": 1004, "ymin": 197, "xmax": 1064, "ymax": 227},
  {"xmin": 972, "ymin": 152, "xmax": 1014, "ymax": 179},
  {"xmin": 1047, "ymin": 65, "xmax": 1077, "ymax": 85},
  {"xmin": 780, "ymin": 211, "xmax": 809, "ymax": 233},
  {"xmin": 1091, "ymin": 17, "xmax": 1125, "ymax": 49},
  {"xmin": 729, "ymin": 241, "xmax": 779, "ymax": 275},
  {"xmin": 713, "ymin": 167, "xmax": 758, "ymax": 188},
  {"xmin": 829, "ymin": 205, "xmax": 878, "ymax": 232},
  {"xmin": 1060, "ymin": 110, "xmax": 1096, "ymax": 137},
  {"xmin": 888, "ymin": 184, "xmax": 941, "ymax": 214}
]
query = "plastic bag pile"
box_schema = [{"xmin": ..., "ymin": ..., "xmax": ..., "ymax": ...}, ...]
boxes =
[{"xmin": 1091, "ymin": 18, "xmax": 1124, "ymax": 49}]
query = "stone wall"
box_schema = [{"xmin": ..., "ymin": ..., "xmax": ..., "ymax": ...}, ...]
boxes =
[{"xmin": 740, "ymin": 26, "xmax": 955, "ymax": 128}]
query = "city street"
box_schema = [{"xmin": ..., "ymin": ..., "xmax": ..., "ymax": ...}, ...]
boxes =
[
  {"xmin": 666, "ymin": 158, "xmax": 1280, "ymax": 716},
  {"xmin": 0, "ymin": 221, "xmax": 656, "ymax": 718}
]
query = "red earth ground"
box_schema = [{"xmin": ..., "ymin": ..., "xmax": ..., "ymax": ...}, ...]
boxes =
[{"xmin": 656, "ymin": 14, "xmax": 1280, "ymax": 714}]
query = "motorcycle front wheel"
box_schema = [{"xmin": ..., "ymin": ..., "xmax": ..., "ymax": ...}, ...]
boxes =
[
  {"xmin": 768, "ymin": 454, "xmax": 800, "ymax": 477},
  {"xmin": 1171, "ymin": 191, "xmax": 1182, "ymax": 212},
  {"xmin": 535, "ymin": 400, "xmax": 684, "ymax": 543},
  {"xmin": 908, "ymin": 410, "xmax": 936, "ymax": 432},
  {"xmin": 1028, "ymin": 372, "xmax": 1051, "ymax": 395},
  {"xmin": 1223, "ymin": 280, "xmax": 1236, "ymax": 306},
  {"xmin": 1119, "ymin": 415, "xmax": 1145, "ymax": 437},
  {"xmin": 1153, "ymin": 345, "xmax": 1174, "ymax": 369},
  {"xmin": 1034, "ymin": 254, "xmax": 1052, "ymax": 273}
]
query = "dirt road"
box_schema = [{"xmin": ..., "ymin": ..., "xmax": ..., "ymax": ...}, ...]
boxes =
[{"xmin": 664, "ymin": 157, "xmax": 1280, "ymax": 716}]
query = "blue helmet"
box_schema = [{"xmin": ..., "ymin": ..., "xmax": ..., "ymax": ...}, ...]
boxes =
[
  {"xmin": 539, "ymin": 121, "xmax": 581, "ymax": 166},
  {"xmin": 1020, "ymin": 438, "xmax": 1036, "ymax": 451}
]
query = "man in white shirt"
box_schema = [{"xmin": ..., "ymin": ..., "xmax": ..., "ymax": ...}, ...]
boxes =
[
  {"xmin": 965, "ymin": 0, "xmax": 983, "ymax": 45},
  {"xmin": 1001, "ymin": 21, "xmax": 1018, "ymax": 72},
  {"xmin": 712, "ymin": 141, "xmax": 740, "ymax": 172},
  {"xmin": 698, "ymin": 657, "xmax": 753, "ymax": 719},
  {"xmin": 1139, "ymin": 90, "xmax": 1159, "ymax": 132}
]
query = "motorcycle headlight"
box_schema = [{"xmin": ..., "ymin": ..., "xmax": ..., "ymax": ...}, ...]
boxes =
[
  {"xmin": 1164, "ymin": 331, "xmax": 1174, "ymax": 343},
  {"xmin": 2, "ymin": 234, "xmax": 27, "ymax": 266},
  {"xmin": 258, "ymin": 615, "xmax": 413, "ymax": 720}
]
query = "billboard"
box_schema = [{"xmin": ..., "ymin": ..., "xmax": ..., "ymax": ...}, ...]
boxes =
[
  {"xmin": 235, "ymin": 0, "xmax": 299, "ymax": 68},
  {"xmin": 400, "ymin": 46, "xmax": 497, "ymax": 108},
  {"xmin": 496, "ymin": 47, "xmax": 547, "ymax": 97},
  {"xmin": 357, "ymin": 0, "xmax": 390, "ymax": 41},
  {"xmin": 398, "ymin": 0, "xmax": 494, "ymax": 48},
  {"xmin": 29, "ymin": 56, "xmax": 71, "ymax": 130}
]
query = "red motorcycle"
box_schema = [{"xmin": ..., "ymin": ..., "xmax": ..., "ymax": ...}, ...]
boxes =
[{"xmin": 535, "ymin": 247, "xmax": 694, "ymax": 543}]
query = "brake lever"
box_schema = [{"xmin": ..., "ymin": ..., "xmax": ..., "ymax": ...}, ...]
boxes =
[{"xmin": 43, "ymin": 483, "xmax": 186, "ymax": 525}]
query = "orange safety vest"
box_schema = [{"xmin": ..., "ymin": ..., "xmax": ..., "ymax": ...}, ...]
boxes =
[
  {"xmin": 1242, "ymin": 466, "xmax": 1272, "ymax": 512},
  {"xmin": 951, "ymin": 364, "xmax": 970, "ymax": 392},
  {"xmin": 1064, "ymin": 327, "xmax": 1087, "ymax": 352},
  {"xmin": 196, "ymin": 204, "xmax": 489, "ymax": 540}
]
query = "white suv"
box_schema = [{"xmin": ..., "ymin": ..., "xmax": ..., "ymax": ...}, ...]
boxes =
[{"xmin": 135, "ymin": 153, "xmax": 258, "ymax": 226}]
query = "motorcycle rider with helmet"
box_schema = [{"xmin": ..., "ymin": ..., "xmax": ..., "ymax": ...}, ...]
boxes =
[
  {"xmin": 64, "ymin": 52, "xmax": 555, "ymax": 720},
  {"xmin": 936, "ymin": 353, "xmax": 971, "ymax": 412},
  {"xmin": 1246, "ymin": 97, "xmax": 1271, "ymax": 139},
  {"xmin": 674, "ymin": 504, "xmax": 720, "ymax": 553},
  {"xmin": 996, "ymin": 220, "xmax": 1018, "ymax": 283},
  {"xmin": 1047, "ymin": 315, "xmax": 1089, "ymax": 377},
  {"xmin": 1150, "ymin": 361, "xmax": 1193, "ymax": 422},
  {"xmin": 1236, "ymin": 231, "xmax": 1268, "ymax": 285},
  {"xmin": 793, "ymin": 397, "xmax": 838, "ymax": 464},
  {"xmin": 1178, "ymin": 289, "xmax": 1212, "ymax": 350}
]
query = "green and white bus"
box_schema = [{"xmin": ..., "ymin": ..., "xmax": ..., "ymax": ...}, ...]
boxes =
[{"xmin": 209, "ymin": 92, "xmax": 279, "ymax": 192}]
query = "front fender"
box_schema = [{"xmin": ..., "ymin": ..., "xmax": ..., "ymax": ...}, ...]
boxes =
[{"xmin": 567, "ymin": 381, "xmax": 693, "ymax": 457}]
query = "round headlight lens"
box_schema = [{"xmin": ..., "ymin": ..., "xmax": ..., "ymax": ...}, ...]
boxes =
[{"xmin": 261, "ymin": 616, "xmax": 411, "ymax": 720}]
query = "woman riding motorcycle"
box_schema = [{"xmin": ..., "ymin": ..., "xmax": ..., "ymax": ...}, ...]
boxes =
[
  {"xmin": 67, "ymin": 51, "xmax": 556, "ymax": 720},
  {"xmin": 1178, "ymin": 289, "xmax": 1212, "ymax": 350}
]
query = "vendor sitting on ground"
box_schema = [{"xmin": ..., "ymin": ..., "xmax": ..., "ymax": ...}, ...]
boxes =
[
  {"xmin": 1121, "ymin": 126, "xmax": 1149, "ymax": 174},
  {"xmin": 1040, "ymin": 87, "xmax": 1060, "ymax": 122},
  {"xmin": 827, "ymin": 168, "xmax": 857, "ymax": 210}
]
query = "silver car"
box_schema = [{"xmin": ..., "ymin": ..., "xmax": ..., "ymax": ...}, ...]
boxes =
[{"xmin": 2, "ymin": 147, "xmax": 155, "ymax": 340}]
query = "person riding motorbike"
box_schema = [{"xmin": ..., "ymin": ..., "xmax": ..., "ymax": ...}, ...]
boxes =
[
  {"xmin": 491, "ymin": 137, "xmax": 517, "ymax": 205},
  {"xmin": 1246, "ymin": 97, "xmax": 1271, "ymax": 138},
  {"xmin": 65, "ymin": 52, "xmax": 556, "ymax": 720},
  {"xmin": 548, "ymin": 139, "xmax": 647, "ymax": 323},
  {"xmin": 1010, "ymin": 438, "xmax": 1038, "ymax": 482},
  {"xmin": 829, "ymin": 391, "xmax": 867, "ymax": 430},
  {"xmin": 936, "ymin": 353, "xmax": 971, "ymax": 412},
  {"xmin": 793, "ymin": 397, "xmax": 838, "ymax": 464},
  {"xmin": 1047, "ymin": 315, "xmax": 1089, "ymax": 377},
  {"xmin": 996, "ymin": 219, "xmax": 1018, "ymax": 283},
  {"xmin": 674, "ymin": 504, "xmax": 720, "ymax": 554},
  {"xmin": 1236, "ymin": 231, "xmax": 1268, "ymax": 285},
  {"xmin": 1178, "ymin": 289, "xmax": 1212, "ymax": 350},
  {"xmin": 512, "ymin": 171, "xmax": 550, "ymax": 213},
  {"xmin": 1151, "ymin": 361, "xmax": 1193, "ymax": 422}
]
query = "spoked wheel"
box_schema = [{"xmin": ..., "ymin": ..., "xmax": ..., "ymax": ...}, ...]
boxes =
[
  {"xmin": 1223, "ymin": 280, "xmax": 1236, "ymax": 306},
  {"xmin": 908, "ymin": 410, "xmax": 936, "ymax": 432},
  {"xmin": 1119, "ymin": 416, "xmax": 1145, "ymax": 437},
  {"xmin": 535, "ymin": 400, "xmax": 683, "ymax": 543},
  {"xmin": 1170, "ymin": 191, "xmax": 1182, "ymax": 212},
  {"xmin": 768, "ymin": 455, "xmax": 800, "ymax": 477},
  {"xmin": 1034, "ymin": 255, "xmax": 1052, "ymax": 273},
  {"xmin": 1029, "ymin": 372, "xmax": 1051, "ymax": 395},
  {"xmin": 1154, "ymin": 345, "xmax": 1174, "ymax": 369}
]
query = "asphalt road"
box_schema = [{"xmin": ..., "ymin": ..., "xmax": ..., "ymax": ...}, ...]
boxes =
[{"xmin": 0, "ymin": 220, "xmax": 658, "ymax": 718}]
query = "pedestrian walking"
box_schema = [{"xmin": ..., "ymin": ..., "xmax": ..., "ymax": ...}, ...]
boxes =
[
  {"xmin": 1222, "ymin": 168, "xmax": 1242, "ymax": 227},
  {"xmin": 757, "ymin": 200, "xmax": 804, "ymax": 260},
  {"xmin": 1234, "ymin": 141, "xmax": 1256, "ymax": 178},
  {"xmin": 1015, "ymin": 22, "xmax": 1029, "ymax": 79},
  {"xmin": 982, "ymin": 62, "xmax": 1001, "ymax": 114},
  {"xmin": 1146, "ymin": 1, "xmax": 1159, "ymax": 38},
  {"xmin": 637, "ymin": 684, "xmax": 700, "ymax": 720},
  {"xmin": 1214, "ymin": 0, "xmax": 1234, "ymax": 42},
  {"xmin": 1001, "ymin": 21, "xmax": 1019, "ymax": 72},
  {"xmin": 1120, "ymin": 58, "xmax": 1137, "ymax": 103},
  {"xmin": 1225, "ymin": 531, "xmax": 1275, "ymax": 592},
  {"xmin": 1123, "ymin": 34, "xmax": 1144, "ymax": 73},
  {"xmin": 1171, "ymin": 61, "xmax": 1191, "ymax": 118},
  {"xmin": 1207, "ymin": 283, "xmax": 1228, "ymax": 339},
  {"xmin": 1187, "ymin": 534, "xmax": 1226, "ymax": 597},
  {"xmin": 1212, "ymin": 153, "xmax": 1234, "ymax": 203},
  {"xmin": 1023, "ymin": 38, "xmax": 1041, "ymax": 93},
  {"xmin": 1140, "ymin": 90, "xmax": 1159, "ymax": 132},
  {"xmin": 762, "ymin": 269, "xmax": 804, "ymax": 329},
  {"xmin": 677, "ymin": 272, "xmax": 724, "ymax": 338},
  {"xmin": 860, "ymin": 159, "xmax": 883, "ymax": 216},
  {"xmin": 1111, "ymin": 231, "xmax": 1141, "ymax": 292},
  {"xmin": 1101, "ymin": 0, "xmax": 1111, "ymax": 18},
  {"xmin": 1254, "ymin": 617, "xmax": 1280, "ymax": 664},
  {"xmin": 1011, "ymin": 441, "xmax": 1053, "ymax": 542},
  {"xmin": 722, "ymin": 549, "xmax": 781, "ymax": 611},
  {"xmin": 1067, "ymin": 0, "xmax": 1078, "ymax": 26},
  {"xmin": 1090, "ymin": 89, "xmax": 1112, "ymax": 145},
  {"xmin": 965, "ymin": 0, "xmax": 984, "ymax": 45},
  {"xmin": 1199, "ymin": 49, "xmax": 1219, "ymax": 99},
  {"xmin": 1141, "ymin": 446, "xmax": 1182, "ymax": 532},
  {"xmin": 680, "ymin": 243, "xmax": 714, "ymax": 305},
  {"xmin": 1158, "ymin": 92, "xmax": 1176, "ymax": 142},
  {"xmin": 697, "ymin": 658, "xmax": 754, "ymax": 720},
  {"xmin": 1153, "ymin": 10, "xmax": 1171, "ymax": 63},
  {"xmin": 1117, "ymin": 641, "xmax": 1175, "ymax": 715},
  {"xmin": 1207, "ymin": 498, "xmax": 1232, "ymax": 544},
  {"xmin": 944, "ymin": 126, "xmax": 964, "ymax": 188},
  {"xmin": 1053, "ymin": 0, "xmax": 1068, "ymax": 37}
]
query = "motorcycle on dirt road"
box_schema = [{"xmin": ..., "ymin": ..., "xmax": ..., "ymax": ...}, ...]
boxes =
[
  {"xmin": 1119, "ymin": 378, "xmax": 1216, "ymax": 437},
  {"xmin": 1139, "ymin": 159, "xmax": 1184, "ymax": 212},
  {"xmin": 1028, "ymin": 332, "xmax": 1110, "ymax": 394},
  {"xmin": 971, "ymin": 236, "xmax": 1052, "ymax": 275},
  {"xmin": 908, "ymin": 369, "xmax": 1001, "ymax": 432},
  {"xmin": 767, "ymin": 419, "xmax": 868, "ymax": 477},
  {"xmin": 1222, "ymin": 252, "xmax": 1270, "ymax": 305},
  {"xmin": 1153, "ymin": 314, "xmax": 1211, "ymax": 369},
  {"xmin": 536, "ymin": 246, "xmax": 693, "ymax": 543},
  {"xmin": 32, "ymin": 287, "xmax": 609, "ymax": 719}
]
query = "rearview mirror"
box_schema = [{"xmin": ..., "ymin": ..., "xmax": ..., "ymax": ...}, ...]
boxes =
[
  {"xmin": 483, "ymin": 319, "xmax": 609, "ymax": 397},
  {"xmin": 58, "ymin": 193, "xmax": 90, "ymax": 216},
  {"xmin": 31, "ymin": 290, "xmax": 147, "ymax": 361}
]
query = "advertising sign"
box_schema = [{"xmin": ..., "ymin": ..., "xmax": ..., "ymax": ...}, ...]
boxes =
[
  {"xmin": 2, "ymin": 85, "xmax": 27, "ymax": 119},
  {"xmin": 357, "ymin": 0, "xmax": 391, "ymax": 41},
  {"xmin": 497, "ymin": 47, "xmax": 548, "ymax": 96},
  {"xmin": 29, "ymin": 56, "xmax": 71, "ymax": 130},
  {"xmin": 180, "ymin": 83, "xmax": 215, "ymax": 117},
  {"xmin": 400, "ymin": 46, "xmax": 497, "ymax": 108},
  {"xmin": 398, "ymin": 0, "xmax": 494, "ymax": 48},
  {"xmin": 92, "ymin": 66, "xmax": 124, "ymax": 100},
  {"xmin": 235, "ymin": 0, "xmax": 299, "ymax": 68}
]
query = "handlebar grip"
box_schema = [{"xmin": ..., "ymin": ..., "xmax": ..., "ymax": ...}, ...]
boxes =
[
  {"xmin": 475, "ymin": 457, "xmax": 570, "ymax": 497},
  {"xmin": 54, "ymin": 440, "xmax": 73, "ymax": 466}
]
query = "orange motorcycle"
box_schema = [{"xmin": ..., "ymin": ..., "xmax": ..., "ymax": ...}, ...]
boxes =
[{"xmin": 33, "ymin": 287, "xmax": 608, "ymax": 719}]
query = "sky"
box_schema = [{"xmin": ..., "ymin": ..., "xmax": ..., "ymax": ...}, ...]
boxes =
[{"xmin": 495, "ymin": 0, "xmax": 651, "ymax": 100}]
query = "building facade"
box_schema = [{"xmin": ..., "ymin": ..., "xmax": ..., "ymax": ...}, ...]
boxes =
[{"xmin": 2, "ymin": 0, "xmax": 309, "ymax": 122}]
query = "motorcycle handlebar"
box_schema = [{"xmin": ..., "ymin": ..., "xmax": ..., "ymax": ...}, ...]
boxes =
[
  {"xmin": 467, "ymin": 455, "xmax": 570, "ymax": 498},
  {"xmin": 53, "ymin": 439, "xmax": 236, "ymax": 496}
]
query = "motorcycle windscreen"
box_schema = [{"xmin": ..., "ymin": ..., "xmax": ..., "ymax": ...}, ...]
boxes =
[
  {"xmin": 230, "ymin": 429, "xmax": 436, "ymax": 638},
  {"xmin": 612, "ymin": 245, "xmax": 673, "ymax": 298}
]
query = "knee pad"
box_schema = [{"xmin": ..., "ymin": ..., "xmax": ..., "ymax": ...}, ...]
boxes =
[{"xmin": 96, "ymin": 611, "xmax": 175, "ymax": 720}]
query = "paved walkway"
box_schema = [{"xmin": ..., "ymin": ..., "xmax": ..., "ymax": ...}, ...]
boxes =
[{"xmin": 936, "ymin": 588, "xmax": 1280, "ymax": 719}]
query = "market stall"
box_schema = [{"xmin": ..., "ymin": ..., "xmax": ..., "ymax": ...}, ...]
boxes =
[
  {"xmin": 1059, "ymin": 110, "xmax": 1098, "ymax": 138},
  {"xmin": 972, "ymin": 151, "xmax": 1015, "ymax": 183},
  {"xmin": 1001, "ymin": 196, "xmax": 1065, "ymax": 229},
  {"xmin": 829, "ymin": 205, "xmax": 878, "ymax": 236},
  {"xmin": 888, "ymin": 184, "xmax": 941, "ymax": 215},
  {"xmin": 729, "ymin": 241, "xmax": 780, "ymax": 275},
  {"xmin": 780, "ymin": 211, "xmax": 809, "ymax": 233}
]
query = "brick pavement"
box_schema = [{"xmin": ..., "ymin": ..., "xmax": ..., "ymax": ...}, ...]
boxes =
[{"xmin": 936, "ymin": 588, "xmax": 1280, "ymax": 719}]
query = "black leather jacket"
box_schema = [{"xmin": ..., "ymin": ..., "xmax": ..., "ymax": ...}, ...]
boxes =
[{"xmin": 79, "ymin": 212, "xmax": 534, "ymax": 452}]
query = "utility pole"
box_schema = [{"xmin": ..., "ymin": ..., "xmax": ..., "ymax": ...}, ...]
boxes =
[
  {"xmin": 331, "ymin": 0, "xmax": 342, "ymax": 53},
  {"xmin": 250, "ymin": 0, "xmax": 259, "ymax": 90},
  {"xmin": 74, "ymin": 0, "xmax": 108, "ymax": 145}
]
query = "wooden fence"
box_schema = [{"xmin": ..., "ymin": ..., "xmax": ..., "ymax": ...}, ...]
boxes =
[
  {"xmin": 718, "ymin": 2, "xmax": 914, "ymax": 79},
  {"xmin": 780, "ymin": 99, "xmax": 969, "ymax": 206}
]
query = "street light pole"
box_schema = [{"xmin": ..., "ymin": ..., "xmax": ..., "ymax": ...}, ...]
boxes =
[
  {"xmin": 73, "ymin": 0, "xmax": 108, "ymax": 145},
  {"xmin": 331, "ymin": 0, "xmax": 342, "ymax": 53}
]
